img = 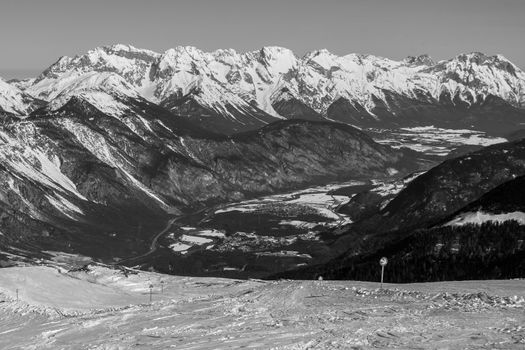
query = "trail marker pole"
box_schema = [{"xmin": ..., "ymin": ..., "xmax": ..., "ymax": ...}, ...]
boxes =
[
  {"xmin": 16, "ymin": 288, "xmax": 18, "ymax": 301},
  {"xmin": 381, "ymin": 265, "xmax": 385, "ymax": 289},
  {"xmin": 149, "ymin": 284, "xmax": 153, "ymax": 303},
  {"xmin": 160, "ymin": 281, "xmax": 164, "ymax": 294},
  {"xmin": 379, "ymin": 257, "xmax": 388, "ymax": 289}
]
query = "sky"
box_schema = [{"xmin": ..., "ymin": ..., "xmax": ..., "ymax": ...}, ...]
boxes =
[{"xmin": 0, "ymin": 0, "xmax": 524, "ymax": 79}]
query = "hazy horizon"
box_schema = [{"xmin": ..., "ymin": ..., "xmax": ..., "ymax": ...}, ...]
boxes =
[{"xmin": 1, "ymin": 0, "xmax": 524, "ymax": 80}]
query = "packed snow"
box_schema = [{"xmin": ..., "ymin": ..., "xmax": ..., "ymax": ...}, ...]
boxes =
[{"xmin": 0, "ymin": 265, "xmax": 524, "ymax": 349}]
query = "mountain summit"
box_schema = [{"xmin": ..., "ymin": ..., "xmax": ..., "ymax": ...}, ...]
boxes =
[{"xmin": 3, "ymin": 45, "xmax": 525, "ymax": 134}]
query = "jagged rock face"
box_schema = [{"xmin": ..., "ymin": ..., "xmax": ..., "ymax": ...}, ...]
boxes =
[
  {"xmin": 0, "ymin": 97, "xmax": 421, "ymax": 260},
  {"xmin": 5, "ymin": 44, "xmax": 524, "ymax": 134},
  {"xmin": 326, "ymin": 97, "xmax": 376, "ymax": 126},
  {"xmin": 404, "ymin": 54, "xmax": 435, "ymax": 66},
  {"xmin": 271, "ymin": 88, "xmax": 325, "ymax": 121},
  {"xmin": 160, "ymin": 89, "xmax": 278, "ymax": 135}
]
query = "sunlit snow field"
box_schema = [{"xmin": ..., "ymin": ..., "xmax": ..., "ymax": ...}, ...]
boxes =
[{"xmin": 0, "ymin": 264, "xmax": 524, "ymax": 349}]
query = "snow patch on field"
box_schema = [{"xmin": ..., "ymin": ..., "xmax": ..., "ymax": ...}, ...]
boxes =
[
  {"xmin": 373, "ymin": 126, "xmax": 507, "ymax": 156},
  {"xmin": 168, "ymin": 230, "xmax": 219, "ymax": 254},
  {"xmin": 181, "ymin": 235, "xmax": 213, "ymax": 245},
  {"xmin": 214, "ymin": 204, "xmax": 261, "ymax": 214},
  {"xmin": 169, "ymin": 243, "xmax": 192, "ymax": 253},
  {"xmin": 214, "ymin": 181, "xmax": 360, "ymax": 226},
  {"xmin": 400, "ymin": 126, "xmax": 507, "ymax": 146},
  {"xmin": 256, "ymin": 250, "xmax": 312, "ymax": 259},
  {"xmin": 446, "ymin": 211, "xmax": 525, "ymax": 226},
  {"xmin": 279, "ymin": 220, "xmax": 319, "ymax": 229},
  {"xmin": 195, "ymin": 229, "xmax": 225, "ymax": 238}
]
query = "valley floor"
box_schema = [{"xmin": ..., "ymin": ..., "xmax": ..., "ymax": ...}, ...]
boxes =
[{"xmin": 0, "ymin": 265, "xmax": 524, "ymax": 349}]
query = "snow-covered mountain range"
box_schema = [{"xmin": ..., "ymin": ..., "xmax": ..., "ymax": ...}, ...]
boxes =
[
  {"xmin": 4, "ymin": 44, "xmax": 525, "ymax": 134},
  {"xmin": 2, "ymin": 44, "xmax": 525, "ymax": 277}
]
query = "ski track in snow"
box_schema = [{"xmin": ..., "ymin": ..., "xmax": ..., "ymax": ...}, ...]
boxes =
[{"xmin": 0, "ymin": 265, "xmax": 524, "ymax": 349}]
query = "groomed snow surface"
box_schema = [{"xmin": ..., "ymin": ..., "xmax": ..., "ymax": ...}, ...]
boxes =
[{"xmin": 0, "ymin": 265, "xmax": 524, "ymax": 349}]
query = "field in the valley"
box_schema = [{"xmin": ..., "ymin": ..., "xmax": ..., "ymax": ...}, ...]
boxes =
[{"xmin": 0, "ymin": 265, "xmax": 524, "ymax": 349}]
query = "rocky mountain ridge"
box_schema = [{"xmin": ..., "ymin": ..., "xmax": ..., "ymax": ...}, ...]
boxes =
[
  {"xmin": 3, "ymin": 44, "xmax": 525, "ymax": 134},
  {"xmin": 0, "ymin": 93, "xmax": 422, "ymax": 261}
]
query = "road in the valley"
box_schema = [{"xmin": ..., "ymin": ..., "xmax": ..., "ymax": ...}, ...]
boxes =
[
  {"xmin": 115, "ymin": 182, "xmax": 357, "ymax": 267},
  {"xmin": 115, "ymin": 216, "xmax": 184, "ymax": 266},
  {"xmin": 115, "ymin": 207, "xmax": 214, "ymax": 266}
]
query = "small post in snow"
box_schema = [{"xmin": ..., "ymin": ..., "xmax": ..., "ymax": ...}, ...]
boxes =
[
  {"xmin": 379, "ymin": 257, "xmax": 388, "ymax": 289},
  {"xmin": 149, "ymin": 284, "xmax": 153, "ymax": 303},
  {"xmin": 160, "ymin": 280, "xmax": 165, "ymax": 294},
  {"xmin": 16, "ymin": 288, "xmax": 18, "ymax": 301}
]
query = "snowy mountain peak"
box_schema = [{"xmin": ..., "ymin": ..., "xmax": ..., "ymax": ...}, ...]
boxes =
[
  {"xmin": 443, "ymin": 52, "xmax": 521, "ymax": 74},
  {"xmin": 101, "ymin": 43, "xmax": 159, "ymax": 56},
  {"xmin": 404, "ymin": 54, "xmax": 434, "ymax": 66},
  {"xmin": 303, "ymin": 49, "xmax": 340, "ymax": 69},
  {"xmin": 0, "ymin": 77, "xmax": 40, "ymax": 115},
  {"xmin": 256, "ymin": 46, "xmax": 298, "ymax": 75},
  {"xmin": 12, "ymin": 44, "xmax": 525, "ymax": 130},
  {"xmin": 44, "ymin": 71, "xmax": 140, "ymax": 113},
  {"xmin": 304, "ymin": 48, "xmax": 335, "ymax": 59},
  {"xmin": 161, "ymin": 46, "xmax": 209, "ymax": 62},
  {"xmin": 259, "ymin": 46, "xmax": 296, "ymax": 59},
  {"xmin": 455, "ymin": 52, "xmax": 494, "ymax": 64}
]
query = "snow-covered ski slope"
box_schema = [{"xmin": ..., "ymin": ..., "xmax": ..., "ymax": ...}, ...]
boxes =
[{"xmin": 0, "ymin": 264, "xmax": 524, "ymax": 349}]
